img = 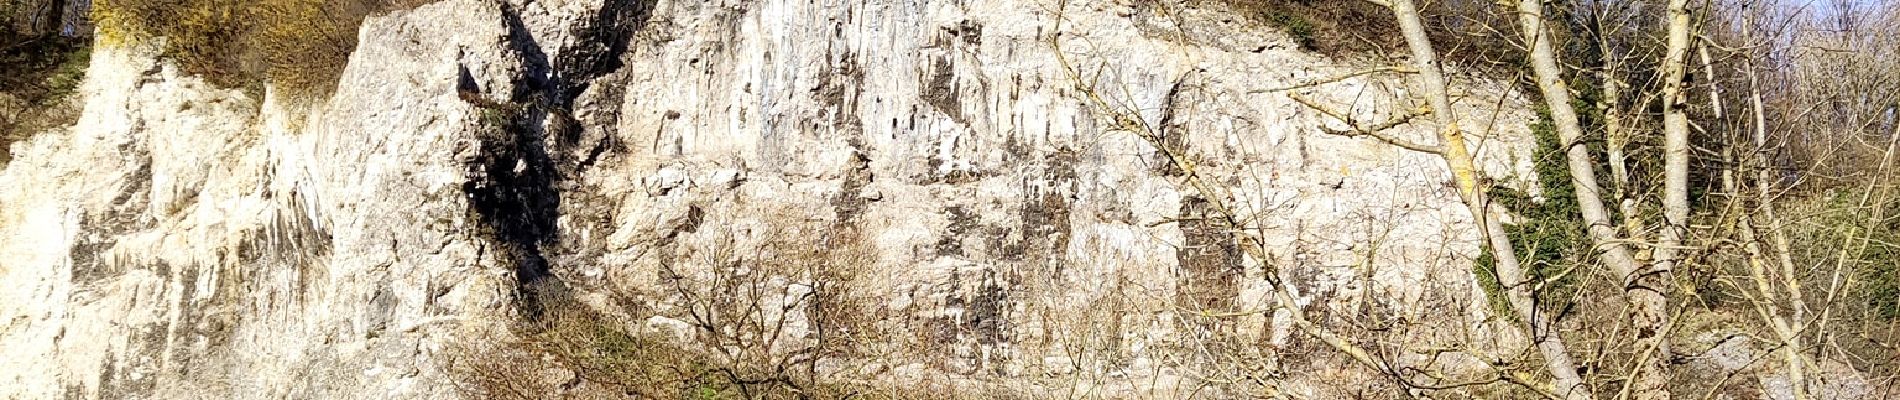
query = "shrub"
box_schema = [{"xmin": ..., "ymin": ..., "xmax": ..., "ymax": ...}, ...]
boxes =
[
  {"xmin": 1790, "ymin": 190, "xmax": 1900, "ymax": 319},
  {"xmin": 1212, "ymin": 0, "xmax": 1522, "ymax": 71},
  {"xmin": 450, "ymin": 223, "xmax": 922, "ymax": 399},
  {"xmin": 1261, "ymin": 9, "xmax": 1316, "ymax": 50},
  {"xmin": 1474, "ymin": 109, "xmax": 1592, "ymax": 318},
  {"xmin": 1217, "ymin": 0, "xmax": 1399, "ymax": 54},
  {"xmin": 92, "ymin": 0, "xmax": 423, "ymax": 95}
]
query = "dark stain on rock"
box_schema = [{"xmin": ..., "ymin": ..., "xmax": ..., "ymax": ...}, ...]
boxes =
[
  {"xmin": 815, "ymin": 51, "xmax": 865, "ymax": 119},
  {"xmin": 156, "ymin": 260, "xmax": 199, "ymax": 378},
  {"xmin": 966, "ymin": 270, "xmax": 1010, "ymax": 346},
  {"xmin": 920, "ymin": 55, "xmax": 964, "ymax": 125},
  {"xmin": 936, "ymin": 205, "xmax": 979, "ymax": 256},
  {"xmin": 235, "ymin": 193, "xmax": 332, "ymax": 275},
  {"xmin": 1153, "ymin": 74, "xmax": 1190, "ymax": 176},
  {"xmin": 470, "ymin": 0, "xmax": 659, "ymax": 319},
  {"xmin": 678, "ymin": 204, "xmax": 705, "ymax": 234},
  {"xmin": 943, "ymin": 20, "xmax": 983, "ymax": 47},
  {"xmin": 366, "ymin": 284, "xmax": 396, "ymax": 338},
  {"xmin": 921, "ymin": 137, "xmax": 994, "ymax": 185},
  {"xmin": 69, "ymin": 162, "xmax": 152, "ymax": 286},
  {"xmin": 937, "ymin": 266, "xmax": 1014, "ymax": 374},
  {"xmin": 817, "ymin": 48, "xmax": 876, "ymax": 224},
  {"xmin": 96, "ymin": 322, "xmax": 165, "ymax": 399},
  {"xmin": 831, "ymin": 148, "xmax": 874, "ymax": 224},
  {"xmin": 1021, "ymin": 142, "xmax": 1078, "ymax": 259},
  {"xmin": 1175, "ymin": 196, "xmax": 1242, "ymax": 318}
]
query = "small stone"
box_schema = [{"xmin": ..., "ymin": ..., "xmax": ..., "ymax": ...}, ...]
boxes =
[
  {"xmin": 707, "ymin": 169, "xmax": 745, "ymax": 189},
  {"xmin": 644, "ymin": 316, "xmax": 693, "ymax": 343}
]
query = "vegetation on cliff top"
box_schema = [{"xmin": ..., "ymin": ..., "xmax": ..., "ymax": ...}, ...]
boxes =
[{"xmin": 92, "ymin": 0, "xmax": 426, "ymax": 95}]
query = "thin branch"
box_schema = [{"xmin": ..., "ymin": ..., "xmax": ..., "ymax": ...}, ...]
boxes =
[
  {"xmin": 1288, "ymin": 93, "xmax": 1443, "ymax": 154},
  {"xmin": 1253, "ymin": 66, "xmax": 1418, "ymax": 93}
]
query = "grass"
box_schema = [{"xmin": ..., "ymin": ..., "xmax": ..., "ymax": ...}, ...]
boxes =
[{"xmin": 1261, "ymin": 9, "xmax": 1317, "ymax": 50}]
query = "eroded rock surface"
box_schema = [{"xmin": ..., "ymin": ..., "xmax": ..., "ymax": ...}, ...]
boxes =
[{"xmin": 2, "ymin": 0, "xmax": 1546, "ymax": 398}]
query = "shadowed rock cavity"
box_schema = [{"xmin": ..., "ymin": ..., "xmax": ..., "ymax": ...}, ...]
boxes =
[{"xmin": 462, "ymin": 0, "xmax": 657, "ymax": 316}]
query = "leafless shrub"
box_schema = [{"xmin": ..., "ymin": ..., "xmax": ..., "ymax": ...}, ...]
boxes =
[{"xmin": 445, "ymin": 220, "xmax": 1043, "ymax": 399}]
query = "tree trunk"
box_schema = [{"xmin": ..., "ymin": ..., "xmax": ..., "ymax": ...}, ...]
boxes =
[
  {"xmin": 1389, "ymin": 0, "xmax": 1593, "ymax": 397},
  {"xmin": 1515, "ymin": 0, "xmax": 1671, "ymax": 396},
  {"xmin": 1648, "ymin": 0, "xmax": 1695, "ymax": 395}
]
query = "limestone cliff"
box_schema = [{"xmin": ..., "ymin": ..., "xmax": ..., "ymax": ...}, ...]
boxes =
[{"xmin": 1, "ymin": 0, "xmax": 1558, "ymax": 398}]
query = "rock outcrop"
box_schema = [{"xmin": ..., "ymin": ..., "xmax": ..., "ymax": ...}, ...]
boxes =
[{"xmin": 2, "ymin": 0, "xmax": 1551, "ymax": 398}]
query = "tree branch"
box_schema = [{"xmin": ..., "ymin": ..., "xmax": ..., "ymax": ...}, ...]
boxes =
[
  {"xmin": 1288, "ymin": 93, "xmax": 1443, "ymax": 154},
  {"xmin": 1252, "ymin": 66, "xmax": 1418, "ymax": 93}
]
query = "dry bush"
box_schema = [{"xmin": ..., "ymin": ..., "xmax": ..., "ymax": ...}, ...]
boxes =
[
  {"xmin": 91, "ymin": 0, "xmax": 428, "ymax": 94},
  {"xmin": 446, "ymin": 222, "xmax": 1024, "ymax": 399},
  {"xmin": 1208, "ymin": 0, "xmax": 1520, "ymax": 69},
  {"xmin": 1212, "ymin": 0, "xmax": 1402, "ymax": 54},
  {"xmin": 447, "ymin": 309, "xmax": 721, "ymax": 399}
]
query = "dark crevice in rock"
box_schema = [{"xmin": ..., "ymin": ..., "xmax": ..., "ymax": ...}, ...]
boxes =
[
  {"xmin": 1154, "ymin": 74, "xmax": 1190, "ymax": 176},
  {"xmin": 466, "ymin": 0, "xmax": 657, "ymax": 319},
  {"xmin": 463, "ymin": 99, "xmax": 566, "ymax": 318},
  {"xmin": 549, "ymin": 0, "xmax": 648, "ymax": 175}
]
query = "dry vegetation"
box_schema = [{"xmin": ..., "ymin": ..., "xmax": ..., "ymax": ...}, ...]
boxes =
[
  {"xmin": 91, "ymin": 0, "xmax": 428, "ymax": 95},
  {"xmin": 1214, "ymin": 0, "xmax": 1401, "ymax": 53},
  {"xmin": 1213, "ymin": 0, "xmax": 1522, "ymax": 69},
  {"xmin": 447, "ymin": 224, "xmax": 1040, "ymax": 399}
]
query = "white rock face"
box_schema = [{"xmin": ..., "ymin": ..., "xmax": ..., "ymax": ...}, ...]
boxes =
[{"xmin": 1, "ymin": 0, "xmax": 1545, "ymax": 398}]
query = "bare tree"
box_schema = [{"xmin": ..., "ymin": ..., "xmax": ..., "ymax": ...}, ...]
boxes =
[{"xmin": 1385, "ymin": 0, "xmax": 1596, "ymax": 397}]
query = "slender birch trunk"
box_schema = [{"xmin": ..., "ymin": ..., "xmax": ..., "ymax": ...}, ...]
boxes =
[
  {"xmin": 1597, "ymin": 34, "xmax": 1648, "ymax": 246},
  {"xmin": 1690, "ymin": 35, "xmax": 1815, "ymax": 397},
  {"xmin": 1645, "ymin": 0, "xmax": 1695, "ymax": 395},
  {"xmin": 1515, "ymin": 0, "xmax": 1672, "ymax": 396},
  {"xmin": 1387, "ymin": 0, "xmax": 1594, "ymax": 397}
]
